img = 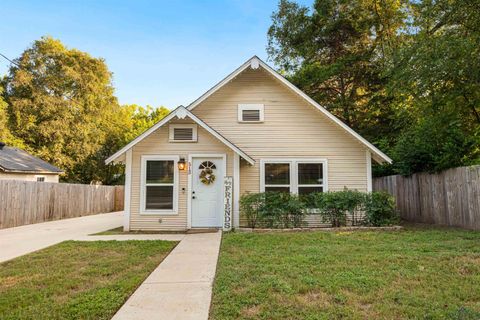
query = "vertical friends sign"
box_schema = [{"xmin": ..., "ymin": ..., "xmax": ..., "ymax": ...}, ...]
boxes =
[{"xmin": 223, "ymin": 176, "xmax": 233, "ymax": 231}]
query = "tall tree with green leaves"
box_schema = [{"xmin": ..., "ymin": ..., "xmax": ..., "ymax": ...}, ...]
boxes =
[
  {"xmin": 267, "ymin": 0, "xmax": 409, "ymax": 145},
  {"xmin": 0, "ymin": 85, "xmax": 23, "ymax": 147},
  {"xmin": 386, "ymin": 0, "xmax": 480, "ymax": 174},
  {"xmin": 89, "ymin": 104, "xmax": 171, "ymax": 185},
  {"xmin": 4, "ymin": 36, "xmax": 120, "ymax": 182}
]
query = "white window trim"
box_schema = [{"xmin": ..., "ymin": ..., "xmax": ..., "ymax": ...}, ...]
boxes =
[
  {"xmin": 238, "ymin": 104, "xmax": 264, "ymax": 123},
  {"xmin": 35, "ymin": 175, "xmax": 46, "ymax": 182},
  {"xmin": 260, "ymin": 158, "xmax": 328, "ymax": 193},
  {"xmin": 140, "ymin": 155, "xmax": 179, "ymax": 215},
  {"xmin": 169, "ymin": 124, "xmax": 198, "ymax": 142}
]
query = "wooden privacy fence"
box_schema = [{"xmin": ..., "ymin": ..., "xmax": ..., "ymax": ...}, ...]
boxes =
[
  {"xmin": 373, "ymin": 165, "xmax": 480, "ymax": 230},
  {"xmin": 0, "ymin": 180, "xmax": 124, "ymax": 229}
]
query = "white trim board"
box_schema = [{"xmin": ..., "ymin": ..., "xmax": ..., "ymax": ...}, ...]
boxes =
[
  {"xmin": 105, "ymin": 106, "xmax": 255, "ymax": 165},
  {"xmin": 366, "ymin": 150, "xmax": 372, "ymax": 192},
  {"xmin": 123, "ymin": 149, "xmax": 132, "ymax": 231},
  {"xmin": 187, "ymin": 56, "xmax": 391, "ymax": 164}
]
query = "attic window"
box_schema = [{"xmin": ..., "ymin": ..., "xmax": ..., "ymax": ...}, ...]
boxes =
[
  {"xmin": 238, "ymin": 104, "xmax": 264, "ymax": 122},
  {"xmin": 169, "ymin": 124, "xmax": 197, "ymax": 142}
]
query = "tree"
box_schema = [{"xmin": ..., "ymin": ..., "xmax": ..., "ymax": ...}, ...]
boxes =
[
  {"xmin": 393, "ymin": 110, "xmax": 478, "ymax": 175},
  {"xmin": 3, "ymin": 36, "xmax": 120, "ymax": 183},
  {"xmin": 382, "ymin": 0, "xmax": 480, "ymax": 174},
  {"xmin": 87, "ymin": 104, "xmax": 170, "ymax": 185},
  {"xmin": 268, "ymin": 0, "xmax": 480, "ymax": 176},
  {"xmin": 267, "ymin": 0, "xmax": 408, "ymax": 144},
  {"xmin": 0, "ymin": 85, "xmax": 24, "ymax": 147}
]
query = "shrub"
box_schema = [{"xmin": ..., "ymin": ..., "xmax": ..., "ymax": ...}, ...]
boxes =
[
  {"xmin": 363, "ymin": 192, "xmax": 398, "ymax": 226},
  {"xmin": 311, "ymin": 190, "xmax": 364, "ymax": 227},
  {"xmin": 240, "ymin": 192, "xmax": 306, "ymax": 228},
  {"xmin": 282, "ymin": 193, "xmax": 306, "ymax": 228},
  {"xmin": 239, "ymin": 192, "xmax": 266, "ymax": 229},
  {"xmin": 240, "ymin": 190, "xmax": 398, "ymax": 228}
]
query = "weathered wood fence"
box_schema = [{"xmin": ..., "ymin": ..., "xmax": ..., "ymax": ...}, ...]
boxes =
[
  {"xmin": 373, "ymin": 165, "xmax": 480, "ymax": 230},
  {"xmin": 0, "ymin": 180, "xmax": 124, "ymax": 229}
]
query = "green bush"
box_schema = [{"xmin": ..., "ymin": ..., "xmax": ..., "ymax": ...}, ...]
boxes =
[
  {"xmin": 281, "ymin": 193, "xmax": 306, "ymax": 228},
  {"xmin": 240, "ymin": 192, "xmax": 306, "ymax": 228},
  {"xmin": 240, "ymin": 190, "xmax": 398, "ymax": 228},
  {"xmin": 363, "ymin": 192, "xmax": 398, "ymax": 226},
  {"xmin": 239, "ymin": 192, "xmax": 266, "ymax": 229},
  {"xmin": 311, "ymin": 190, "xmax": 364, "ymax": 227}
]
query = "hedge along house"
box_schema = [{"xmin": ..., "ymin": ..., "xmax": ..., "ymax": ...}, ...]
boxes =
[{"xmin": 106, "ymin": 56, "xmax": 392, "ymax": 231}]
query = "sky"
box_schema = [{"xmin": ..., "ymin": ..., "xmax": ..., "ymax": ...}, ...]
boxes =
[{"xmin": 0, "ymin": 0, "xmax": 311, "ymax": 109}]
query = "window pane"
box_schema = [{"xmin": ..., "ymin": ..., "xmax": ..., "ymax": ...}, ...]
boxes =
[
  {"xmin": 298, "ymin": 186, "xmax": 323, "ymax": 195},
  {"xmin": 146, "ymin": 186, "xmax": 173, "ymax": 210},
  {"xmin": 147, "ymin": 160, "xmax": 174, "ymax": 183},
  {"xmin": 298, "ymin": 163, "xmax": 323, "ymax": 185},
  {"xmin": 265, "ymin": 186, "xmax": 290, "ymax": 193},
  {"xmin": 265, "ymin": 163, "xmax": 290, "ymax": 185}
]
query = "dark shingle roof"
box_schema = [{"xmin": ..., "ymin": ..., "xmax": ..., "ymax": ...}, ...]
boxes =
[{"xmin": 0, "ymin": 146, "xmax": 63, "ymax": 174}]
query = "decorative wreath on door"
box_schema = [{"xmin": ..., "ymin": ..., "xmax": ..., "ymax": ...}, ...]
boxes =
[{"xmin": 199, "ymin": 161, "xmax": 216, "ymax": 185}]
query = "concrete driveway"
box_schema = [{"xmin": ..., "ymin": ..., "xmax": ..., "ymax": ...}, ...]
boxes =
[{"xmin": 0, "ymin": 211, "xmax": 122, "ymax": 263}]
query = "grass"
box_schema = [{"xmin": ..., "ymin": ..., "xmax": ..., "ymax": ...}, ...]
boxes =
[
  {"xmin": 91, "ymin": 227, "xmax": 185, "ymax": 235},
  {"xmin": 210, "ymin": 226, "xmax": 480, "ymax": 319},
  {"xmin": 0, "ymin": 240, "xmax": 177, "ymax": 320}
]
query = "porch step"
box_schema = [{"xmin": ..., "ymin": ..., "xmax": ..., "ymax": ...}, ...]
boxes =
[{"xmin": 186, "ymin": 228, "xmax": 221, "ymax": 234}]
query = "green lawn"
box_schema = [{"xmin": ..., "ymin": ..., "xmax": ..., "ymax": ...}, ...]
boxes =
[
  {"xmin": 211, "ymin": 226, "xmax": 480, "ymax": 319},
  {"xmin": 91, "ymin": 227, "xmax": 185, "ymax": 235},
  {"xmin": 0, "ymin": 240, "xmax": 177, "ymax": 320}
]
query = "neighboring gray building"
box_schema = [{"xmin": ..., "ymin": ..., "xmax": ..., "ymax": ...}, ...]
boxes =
[{"xmin": 0, "ymin": 142, "xmax": 63, "ymax": 182}]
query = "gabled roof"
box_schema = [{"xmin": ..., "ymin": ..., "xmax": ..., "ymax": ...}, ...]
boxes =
[
  {"xmin": 187, "ymin": 56, "xmax": 392, "ymax": 164},
  {"xmin": 0, "ymin": 145, "xmax": 63, "ymax": 174},
  {"xmin": 105, "ymin": 106, "xmax": 255, "ymax": 165}
]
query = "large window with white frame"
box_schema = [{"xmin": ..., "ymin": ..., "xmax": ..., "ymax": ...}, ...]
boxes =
[
  {"xmin": 141, "ymin": 156, "xmax": 178, "ymax": 214},
  {"xmin": 260, "ymin": 159, "xmax": 327, "ymax": 195}
]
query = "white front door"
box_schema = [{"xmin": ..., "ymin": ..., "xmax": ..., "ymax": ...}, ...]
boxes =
[{"xmin": 191, "ymin": 157, "xmax": 224, "ymax": 227}]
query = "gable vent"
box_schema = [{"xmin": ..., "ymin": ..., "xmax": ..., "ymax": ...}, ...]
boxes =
[
  {"xmin": 242, "ymin": 109, "xmax": 261, "ymax": 122},
  {"xmin": 173, "ymin": 128, "xmax": 193, "ymax": 141}
]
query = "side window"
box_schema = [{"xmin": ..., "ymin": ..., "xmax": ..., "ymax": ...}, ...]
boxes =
[
  {"xmin": 264, "ymin": 163, "xmax": 291, "ymax": 192},
  {"xmin": 297, "ymin": 163, "xmax": 324, "ymax": 195},
  {"xmin": 142, "ymin": 159, "xmax": 177, "ymax": 212}
]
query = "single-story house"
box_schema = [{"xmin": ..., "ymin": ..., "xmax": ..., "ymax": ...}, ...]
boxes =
[
  {"xmin": 0, "ymin": 142, "xmax": 63, "ymax": 182},
  {"xmin": 106, "ymin": 56, "xmax": 392, "ymax": 231}
]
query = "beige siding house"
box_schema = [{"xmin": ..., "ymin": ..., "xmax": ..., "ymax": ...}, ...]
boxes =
[
  {"xmin": 0, "ymin": 142, "xmax": 62, "ymax": 182},
  {"xmin": 106, "ymin": 56, "xmax": 391, "ymax": 231}
]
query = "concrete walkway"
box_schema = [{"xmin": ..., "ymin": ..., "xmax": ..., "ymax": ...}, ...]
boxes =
[
  {"xmin": 0, "ymin": 211, "xmax": 122, "ymax": 263},
  {"xmin": 113, "ymin": 231, "xmax": 222, "ymax": 320}
]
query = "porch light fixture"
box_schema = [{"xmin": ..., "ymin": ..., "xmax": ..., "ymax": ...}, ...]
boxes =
[{"xmin": 178, "ymin": 157, "xmax": 187, "ymax": 171}]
